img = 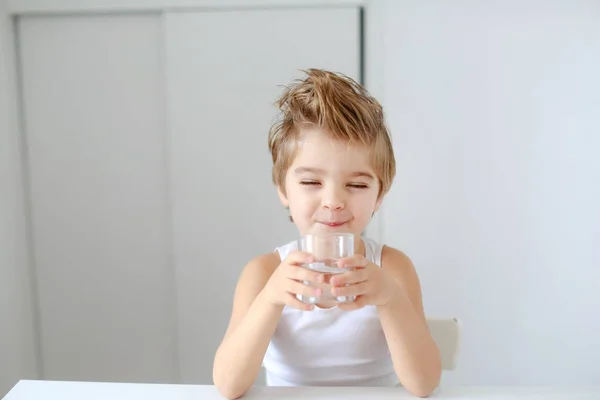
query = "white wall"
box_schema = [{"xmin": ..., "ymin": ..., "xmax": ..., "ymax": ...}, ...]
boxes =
[
  {"xmin": 2, "ymin": 0, "xmax": 599, "ymax": 393},
  {"xmin": 0, "ymin": 1, "xmax": 40, "ymax": 397},
  {"xmin": 382, "ymin": 0, "xmax": 600, "ymax": 386}
]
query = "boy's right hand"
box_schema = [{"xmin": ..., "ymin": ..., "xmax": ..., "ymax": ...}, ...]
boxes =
[{"xmin": 261, "ymin": 251, "xmax": 324, "ymax": 311}]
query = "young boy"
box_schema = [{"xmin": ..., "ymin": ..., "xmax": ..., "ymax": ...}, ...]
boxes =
[{"xmin": 212, "ymin": 69, "xmax": 441, "ymax": 399}]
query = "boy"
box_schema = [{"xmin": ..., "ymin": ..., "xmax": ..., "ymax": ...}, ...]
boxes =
[{"xmin": 213, "ymin": 69, "xmax": 441, "ymax": 399}]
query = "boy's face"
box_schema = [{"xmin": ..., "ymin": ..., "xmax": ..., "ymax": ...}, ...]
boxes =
[{"xmin": 278, "ymin": 128, "xmax": 382, "ymax": 236}]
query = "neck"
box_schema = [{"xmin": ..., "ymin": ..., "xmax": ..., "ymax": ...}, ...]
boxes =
[{"xmin": 354, "ymin": 236, "xmax": 366, "ymax": 257}]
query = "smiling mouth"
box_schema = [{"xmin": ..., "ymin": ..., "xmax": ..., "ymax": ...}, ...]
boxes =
[{"xmin": 320, "ymin": 221, "xmax": 347, "ymax": 227}]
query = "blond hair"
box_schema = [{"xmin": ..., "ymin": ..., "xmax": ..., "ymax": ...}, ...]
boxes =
[{"xmin": 268, "ymin": 69, "xmax": 395, "ymax": 197}]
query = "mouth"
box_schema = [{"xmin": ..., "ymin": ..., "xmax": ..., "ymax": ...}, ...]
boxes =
[{"xmin": 319, "ymin": 221, "xmax": 348, "ymax": 227}]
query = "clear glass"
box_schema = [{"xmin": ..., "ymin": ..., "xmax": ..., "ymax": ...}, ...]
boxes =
[{"xmin": 297, "ymin": 233, "xmax": 356, "ymax": 305}]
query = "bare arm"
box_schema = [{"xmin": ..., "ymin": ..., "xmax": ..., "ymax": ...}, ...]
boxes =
[
  {"xmin": 378, "ymin": 247, "xmax": 442, "ymax": 397},
  {"xmin": 213, "ymin": 250, "xmax": 320, "ymax": 399},
  {"xmin": 212, "ymin": 253, "xmax": 282, "ymax": 399}
]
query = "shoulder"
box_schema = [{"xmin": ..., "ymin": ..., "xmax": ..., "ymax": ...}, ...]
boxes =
[
  {"xmin": 380, "ymin": 245, "xmax": 418, "ymax": 286},
  {"xmin": 236, "ymin": 252, "xmax": 281, "ymax": 292},
  {"xmin": 235, "ymin": 239, "xmax": 295, "ymax": 296},
  {"xmin": 380, "ymin": 245, "xmax": 414, "ymax": 273},
  {"xmin": 380, "ymin": 245, "xmax": 425, "ymax": 315}
]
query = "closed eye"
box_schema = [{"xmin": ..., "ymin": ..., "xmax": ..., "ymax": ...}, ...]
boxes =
[
  {"xmin": 300, "ymin": 181, "xmax": 368, "ymax": 188},
  {"xmin": 348, "ymin": 183, "xmax": 369, "ymax": 189}
]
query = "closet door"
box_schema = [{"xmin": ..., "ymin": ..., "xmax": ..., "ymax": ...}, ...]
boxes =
[
  {"xmin": 165, "ymin": 7, "xmax": 360, "ymax": 383},
  {"xmin": 18, "ymin": 14, "xmax": 177, "ymax": 383}
]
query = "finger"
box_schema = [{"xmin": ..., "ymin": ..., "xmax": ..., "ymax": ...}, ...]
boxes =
[
  {"xmin": 331, "ymin": 281, "xmax": 369, "ymax": 297},
  {"xmin": 284, "ymin": 292, "xmax": 315, "ymax": 311},
  {"xmin": 284, "ymin": 250, "xmax": 315, "ymax": 266},
  {"xmin": 288, "ymin": 265, "xmax": 325, "ymax": 284},
  {"xmin": 337, "ymin": 295, "xmax": 368, "ymax": 311},
  {"xmin": 286, "ymin": 279, "xmax": 322, "ymax": 299},
  {"xmin": 337, "ymin": 255, "xmax": 368, "ymax": 269},
  {"xmin": 330, "ymin": 269, "xmax": 369, "ymax": 286}
]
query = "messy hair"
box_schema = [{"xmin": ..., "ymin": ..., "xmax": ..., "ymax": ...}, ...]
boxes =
[{"xmin": 268, "ymin": 68, "xmax": 395, "ymax": 197}]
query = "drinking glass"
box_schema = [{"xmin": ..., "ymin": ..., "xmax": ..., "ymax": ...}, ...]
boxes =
[{"xmin": 297, "ymin": 233, "xmax": 356, "ymax": 305}]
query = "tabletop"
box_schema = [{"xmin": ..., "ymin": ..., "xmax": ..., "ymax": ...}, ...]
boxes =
[{"xmin": 3, "ymin": 380, "xmax": 600, "ymax": 400}]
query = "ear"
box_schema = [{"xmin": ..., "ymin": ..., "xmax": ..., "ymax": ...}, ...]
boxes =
[
  {"xmin": 373, "ymin": 195, "xmax": 384, "ymax": 213},
  {"xmin": 277, "ymin": 185, "xmax": 289, "ymax": 207}
]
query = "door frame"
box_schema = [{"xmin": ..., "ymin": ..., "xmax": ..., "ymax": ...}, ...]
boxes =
[
  {"xmin": 0, "ymin": 0, "xmax": 385, "ymax": 389},
  {"xmin": 6, "ymin": 0, "xmax": 386, "ymax": 243},
  {"xmin": 7, "ymin": 1, "xmax": 387, "ymax": 244},
  {"xmin": 0, "ymin": 0, "xmax": 42, "ymax": 391}
]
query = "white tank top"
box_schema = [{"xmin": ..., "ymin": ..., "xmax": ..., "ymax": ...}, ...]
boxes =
[{"xmin": 262, "ymin": 237, "xmax": 399, "ymax": 387}]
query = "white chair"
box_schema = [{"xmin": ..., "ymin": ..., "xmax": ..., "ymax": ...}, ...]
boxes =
[{"xmin": 426, "ymin": 317, "xmax": 461, "ymax": 371}]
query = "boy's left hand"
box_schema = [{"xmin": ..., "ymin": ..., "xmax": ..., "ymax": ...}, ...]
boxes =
[{"xmin": 331, "ymin": 255, "xmax": 397, "ymax": 310}]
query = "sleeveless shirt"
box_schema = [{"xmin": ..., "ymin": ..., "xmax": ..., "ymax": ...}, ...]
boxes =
[{"xmin": 262, "ymin": 237, "xmax": 399, "ymax": 387}]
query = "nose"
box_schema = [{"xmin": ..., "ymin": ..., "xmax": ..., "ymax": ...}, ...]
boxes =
[{"xmin": 322, "ymin": 186, "xmax": 345, "ymax": 211}]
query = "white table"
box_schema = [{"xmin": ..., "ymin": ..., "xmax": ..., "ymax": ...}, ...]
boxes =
[{"xmin": 3, "ymin": 380, "xmax": 600, "ymax": 400}]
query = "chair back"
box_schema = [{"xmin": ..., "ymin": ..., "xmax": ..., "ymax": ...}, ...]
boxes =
[{"xmin": 427, "ymin": 317, "xmax": 461, "ymax": 370}]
